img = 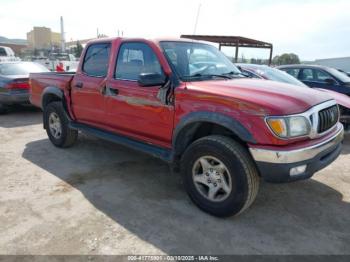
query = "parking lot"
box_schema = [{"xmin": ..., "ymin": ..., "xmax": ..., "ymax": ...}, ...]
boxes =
[{"xmin": 0, "ymin": 106, "xmax": 350, "ymax": 255}]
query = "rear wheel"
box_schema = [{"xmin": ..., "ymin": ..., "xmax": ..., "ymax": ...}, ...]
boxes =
[
  {"xmin": 44, "ymin": 101, "xmax": 78, "ymax": 147},
  {"xmin": 0, "ymin": 103, "xmax": 8, "ymax": 114},
  {"xmin": 181, "ymin": 135, "xmax": 260, "ymax": 217}
]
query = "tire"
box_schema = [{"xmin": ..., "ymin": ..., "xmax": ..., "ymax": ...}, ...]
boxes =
[
  {"xmin": 0, "ymin": 103, "xmax": 8, "ymax": 114},
  {"xmin": 44, "ymin": 101, "xmax": 78, "ymax": 148},
  {"xmin": 180, "ymin": 135, "xmax": 260, "ymax": 217},
  {"xmin": 344, "ymin": 123, "xmax": 350, "ymax": 132}
]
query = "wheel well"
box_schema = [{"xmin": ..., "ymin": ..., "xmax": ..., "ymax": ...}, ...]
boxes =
[
  {"xmin": 174, "ymin": 122, "xmax": 246, "ymax": 159},
  {"xmin": 42, "ymin": 93, "xmax": 62, "ymax": 109}
]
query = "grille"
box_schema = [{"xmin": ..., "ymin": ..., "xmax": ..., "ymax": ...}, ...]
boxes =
[{"xmin": 318, "ymin": 105, "xmax": 339, "ymax": 133}]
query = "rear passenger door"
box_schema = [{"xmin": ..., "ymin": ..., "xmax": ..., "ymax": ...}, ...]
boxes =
[
  {"xmin": 105, "ymin": 41, "xmax": 174, "ymax": 148},
  {"xmin": 71, "ymin": 43, "xmax": 111, "ymax": 126}
]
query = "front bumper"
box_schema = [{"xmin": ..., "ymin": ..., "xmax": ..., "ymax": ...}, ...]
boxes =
[
  {"xmin": 249, "ymin": 124, "xmax": 344, "ymax": 182},
  {"xmin": 0, "ymin": 90, "xmax": 29, "ymax": 105}
]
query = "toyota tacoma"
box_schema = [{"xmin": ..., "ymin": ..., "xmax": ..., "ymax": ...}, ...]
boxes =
[{"xmin": 29, "ymin": 37, "xmax": 344, "ymax": 217}]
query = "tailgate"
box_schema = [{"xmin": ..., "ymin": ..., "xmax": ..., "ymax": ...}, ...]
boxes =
[{"xmin": 29, "ymin": 72, "xmax": 75, "ymax": 108}]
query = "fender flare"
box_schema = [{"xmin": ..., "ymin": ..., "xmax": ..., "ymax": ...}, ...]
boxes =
[
  {"xmin": 172, "ymin": 111, "xmax": 256, "ymax": 156},
  {"xmin": 41, "ymin": 86, "xmax": 64, "ymax": 109}
]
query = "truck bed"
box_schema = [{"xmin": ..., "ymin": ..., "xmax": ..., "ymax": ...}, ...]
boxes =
[{"xmin": 30, "ymin": 72, "xmax": 75, "ymax": 108}]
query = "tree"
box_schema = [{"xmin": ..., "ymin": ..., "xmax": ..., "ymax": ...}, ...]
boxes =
[
  {"xmin": 75, "ymin": 41, "xmax": 83, "ymax": 58},
  {"xmin": 250, "ymin": 58, "xmax": 264, "ymax": 65},
  {"xmin": 272, "ymin": 55, "xmax": 280, "ymax": 65},
  {"xmin": 272, "ymin": 53, "xmax": 300, "ymax": 65}
]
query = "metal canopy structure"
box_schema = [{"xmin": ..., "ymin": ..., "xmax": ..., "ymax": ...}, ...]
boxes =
[{"xmin": 180, "ymin": 35, "xmax": 273, "ymax": 65}]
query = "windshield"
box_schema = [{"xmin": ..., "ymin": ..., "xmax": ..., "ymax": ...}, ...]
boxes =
[
  {"xmin": 253, "ymin": 66, "xmax": 307, "ymax": 87},
  {"xmin": 327, "ymin": 67, "xmax": 350, "ymax": 83},
  {"xmin": 0, "ymin": 62, "xmax": 49, "ymax": 76},
  {"xmin": 160, "ymin": 41, "xmax": 242, "ymax": 81}
]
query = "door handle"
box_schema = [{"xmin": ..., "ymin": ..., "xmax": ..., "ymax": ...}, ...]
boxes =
[
  {"xmin": 109, "ymin": 87, "xmax": 119, "ymax": 96},
  {"xmin": 100, "ymin": 85, "xmax": 119, "ymax": 96},
  {"xmin": 75, "ymin": 82, "xmax": 83, "ymax": 88}
]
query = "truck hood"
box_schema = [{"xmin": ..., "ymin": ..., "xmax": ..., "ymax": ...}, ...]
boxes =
[{"xmin": 188, "ymin": 78, "xmax": 333, "ymax": 115}]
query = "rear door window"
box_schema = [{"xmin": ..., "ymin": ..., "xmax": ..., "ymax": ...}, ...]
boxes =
[
  {"xmin": 82, "ymin": 43, "xmax": 111, "ymax": 77},
  {"xmin": 300, "ymin": 69, "xmax": 314, "ymax": 81}
]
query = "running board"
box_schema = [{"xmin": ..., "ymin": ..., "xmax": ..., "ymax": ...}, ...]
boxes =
[{"xmin": 69, "ymin": 122, "xmax": 173, "ymax": 162}]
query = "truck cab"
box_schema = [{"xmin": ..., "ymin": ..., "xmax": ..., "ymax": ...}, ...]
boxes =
[{"xmin": 29, "ymin": 37, "xmax": 344, "ymax": 217}]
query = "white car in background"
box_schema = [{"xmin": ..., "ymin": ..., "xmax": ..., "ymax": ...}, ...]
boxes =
[
  {"xmin": 35, "ymin": 53, "xmax": 78, "ymax": 72},
  {"xmin": 48, "ymin": 53, "xmax": 78, "ymax": 71},
  {"xmin": 0, "ymin": 46, "xmax": 21, "ymax": 62}
]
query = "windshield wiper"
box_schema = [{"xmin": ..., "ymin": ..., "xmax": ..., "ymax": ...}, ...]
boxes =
[
  {"xmin": 223, "ymin": 71, "xmax": 246, "ymax": 78},
  {"xmin": 186, "ymin": 73, "xmax": 233, "ymax": 80}
]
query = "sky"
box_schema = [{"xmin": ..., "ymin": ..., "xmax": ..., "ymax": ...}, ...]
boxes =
[{"xmin": 0, "ymin": 0, "xmax": 349, "ymax": 60}]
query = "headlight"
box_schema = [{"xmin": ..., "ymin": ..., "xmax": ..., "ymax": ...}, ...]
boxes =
[{"xmin": 266, "ymin": 116, "xmax": 310, "ymax": 138}]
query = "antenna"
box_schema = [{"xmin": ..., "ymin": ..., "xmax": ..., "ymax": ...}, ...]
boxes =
[
  {"xmin": 60, "ymin": 16, "xmax": 65, "ymax": 52},
  {"xmin": 193, "ymin": 2, "xmax": 202, "ymax": 35},
  {"xmin": 117, "ymin": 29, "xmax": 124, "ymax": 37}
]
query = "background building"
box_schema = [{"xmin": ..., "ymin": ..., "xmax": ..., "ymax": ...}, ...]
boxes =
[
  {"xmin": 27, "ymin": 27, "xmax": 61, "ymax": 50},
  {"xmin": 51, "ymin": 32, "xmax": 61, "ymax": 47},
  {"xmin": 311, "ymin": 57, "xmax": 350, "ymax": 72}
]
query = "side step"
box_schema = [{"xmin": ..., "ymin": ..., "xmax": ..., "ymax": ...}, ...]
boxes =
[{"xmin": 69, "ymin": 122, "xmax": 173, "ymax": 162}]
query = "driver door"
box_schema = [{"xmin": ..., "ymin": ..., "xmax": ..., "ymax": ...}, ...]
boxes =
[{"xmin": 105, "ymin": 42, "xmax": 174, "ymax": 148}]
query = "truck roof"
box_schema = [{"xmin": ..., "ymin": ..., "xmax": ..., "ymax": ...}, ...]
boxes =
[
  {"xmin": 277, "ymin": 64, "xmax": 331, "ymax": 70},
  {"xmin": 85, "ymin": 37, "xmax": 211, "ymax": 46}
]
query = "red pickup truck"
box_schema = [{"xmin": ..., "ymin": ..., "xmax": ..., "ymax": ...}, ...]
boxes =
[{"xmin": 30, "ymin": 37, "xmax": 344, "ymax": 217}]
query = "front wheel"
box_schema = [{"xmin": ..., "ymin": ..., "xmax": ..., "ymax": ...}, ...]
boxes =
[
  {"xmin": 181, "ymin": 135, "xmax": 260, "ymax": 217},
  {"xmin": 0, "ymin": 103, "xmax": 8, "ymax": 114},
  {"xmin": 44, "ymin": 101, "xmax": 78, "ymax": 148}
]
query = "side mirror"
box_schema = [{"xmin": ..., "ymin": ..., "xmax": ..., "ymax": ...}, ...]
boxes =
[
  {"xmin": 138, "ymin": 73, "xmax": 166, "ymax": 87},
  {"xmin": 324, "ymin": 78, "xmax": 336, "ymax": 85}
]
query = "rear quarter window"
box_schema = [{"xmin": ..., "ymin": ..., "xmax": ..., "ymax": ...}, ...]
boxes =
[{"xmin": 82, "ymin": 43, "xmax": 111, "ymax": 77}]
